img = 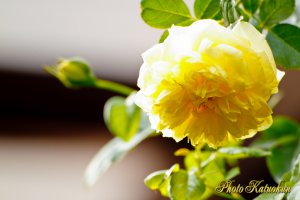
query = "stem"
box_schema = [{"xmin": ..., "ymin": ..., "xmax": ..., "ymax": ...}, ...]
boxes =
[
  {"xmin": 93, "ymin": 79, "xmax": 134, "ymax": 96},
  {"xmin": 237, "ymin": 3, "xmax": 260, "ymax": 24}
]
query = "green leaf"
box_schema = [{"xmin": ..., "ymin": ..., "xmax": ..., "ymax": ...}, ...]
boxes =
[
  {"xmin": 259, "ymin": 0, "xmax": 295, "ymax": 28},
  {"xmin": 104, "ymin": 94, "xmax": 141, "ymax": 141},
  {"xmin": 202, "ymin": 158, "xmax": 226, "ymax": 187},
  {"xmin": 290, "ymin": 154, "xmax": 300, "ymax": 184},
  {"xmin": 288, "ymin": 182, "xmax": 300, "ymax": 200},
  {"xmin": 187, "ymin": 171, "xmax": 206, "ymax": 200},
  {"xmin": 159, "ymin": 177, "xmax": 171, "ymax": 197},
  {"xmin": 251, "ymin": 116, "xmax": 300, "ymax": 182},
  {"xmin": 159, "ymin": 30, "xmax": 169, "ymax": 43},
  {"xmin": 169, "ymin": 170, "xmax": 205, "ymax": 200},
  {"xmin": 84, "ymin": 127, "xmax": 154, "ymax": 187},
  {"xmin": 141, "ymin": 0, "xmax": 195, "ymax": 29},
  {"xmin": 241, "ymin": 0, "xmax": 260, "ymax": 14},
  {"xmin": 257, "ymin": 154, "xmax": 300, "ymax": 200},
  {"xmin": 266, "ymin": 24, "xmax": 300, "ymax": 69},
  {"xmin": 144, "ymin": 164, "xmax": 180, "ymax": 196},
  {"xmin": 225, "ymin": 167, "xmax": 240, "ymax": 180},
  {"xmin": 286, "ymin": 154, "xmax": 300, "ymax": 199},
  {"xmin": 170, "ymin": 170, "xmax": 188, "ymax": 200},
  {"xmin": 184, "ymin": 151, "xmax": 201, "ymax": 171},
  {"xmin": 194, "ymin": 0, "xmax": 221, "ymax": 19},
  {"xmin": 218, "ymin": 147, "xmax": 271, "ymax": 159},
  {"xmin": 252, "ymin": 116, "xmax": 300, "ymax": 149},
  {"xmin": 144, "ymin": 170, "xmax": 166, "ymax": 190},
  {"xmin": 165, "ymin": 163, "xmax": 181, "ymax": 177},
  {"xmin": 267, "ymin": 143, "xmax": 299, "ymax": 183}
]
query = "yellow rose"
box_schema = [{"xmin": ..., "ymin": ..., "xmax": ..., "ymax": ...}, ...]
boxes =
[{"xmin": 135, "ymin": 20, "xmax": 284, "ymax": 148}]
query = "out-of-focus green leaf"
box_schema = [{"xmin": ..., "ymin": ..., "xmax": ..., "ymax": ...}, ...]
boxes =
[
  {"xmin": 84, "ymin": 127, "xmax": 154, "ymax": 187},
  {"xmin": 165, "ymin": 164, "xmax": 180, "ymax": 177},
  {"xmin": 144, "ymin": 164, "xmax": 179, "ymax": 196},
  {"xmin": 217, "ymin": 147, "xmax": 271, "ymax": 159},
  {"xmin": 169, "ymin": 170, "xmax": 205, "ymax": 200},
  {"xmin": 184, "ymin": 151, "xmax": 201, "ymax": 171},
  {"xmin": 252, "ymin": 116, "xmax": 300, "ymax": 149},
  {"xmin": 104, "ymin": 97, "xmax": 127, "ymax": 138},
  {"xmin": 288, "ymin": 182, "xmax": 300, "ymax": 200},
  {"xmin": 201, "ymin": 152, "xmax": 221, "ymax": 168},
  {"xmin": 225, "ymin": 167, "xmax": 240, "ymax": 180},
  {"xmin": 159, "ymin": 30, "xmax": 169, "ymax": 43},
  {"xmin": 104, "ymin": 93, "xmax": 141, "ymax": 141},
  {"xmin": 170, "ymin": 170, "xmax": 188, "ymax": 200},
  {"xmin": 213, "ymin": 10, "xmax": 223, "ymax": 20},
  {"xmin": 252, "ymin": 116, "xmax": 300, "ymax": 182},
  {"xmin": 289, "ymin": 154, "xmax": 300, "ymax": 184},
  {"xmin": 279, "ymin": 154, "xmax": 300, "ymax": 200},
  {"xmin": 194, "ymin": 0, "xmax": 221, "ymax": 19},
  {"xmin": 259, "ymin": 0, "xmax": 295, "ymax": 28},
  {"xmin": 287, "ymin": 154, "xmax": 300, "ymax": 200},
  {"xmin": 144, "ymin": 170, "xmax": 166, "ymax": 190},
  {"xmin": 159, "ymin": 177, "xmax": 171, "ymax": 197},
  {"xmin": 256, "ymin": 158, "xmax": 294, "ymax": 200},
  {"xmin": 236, "ymin": 6, "xmax": 250, "ymax": 21},
  {"xmin": 241, "ymin": 0, "xmax": 260, "ymax": 14},
  {"xmin": 187, "ymin": 171, "xmax": 206, "ymax": 200},
  {"xmin": 267, "ymin": 143, "xmax": 299, "ymax": 183},
  {"xmin": 199, "ymin": 157, "xmax": 226, "ymax": 199},
  {"xmin": 266, "ymin": 24, "xmax": 300, "ymax": 69},
  {"xmin": 202, "ymin": 158, "xmax": 226, "ymax": 187},
  {"xmin": 141, "ymin": 0, "xmax": 195, "ymax": 29}
]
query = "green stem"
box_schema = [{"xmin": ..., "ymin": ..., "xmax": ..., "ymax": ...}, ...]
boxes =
[
  {"xmin": 93, "ymin": 79, "xmax": 134, "ymax": 96},
  {"xmin": 235, "ymin": 0, "xmax": 259, "ymax": 23}
]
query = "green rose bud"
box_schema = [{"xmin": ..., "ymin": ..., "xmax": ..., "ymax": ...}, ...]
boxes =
[
  {"xmin": 46, "ymin": 57, "xmax": 95, "ymax": 88},
  {"xmin": 220, "ymin": 0, "xmax": 240, "ymax": 26}
]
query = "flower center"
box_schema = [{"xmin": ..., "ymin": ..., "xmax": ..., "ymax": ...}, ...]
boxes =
[{"xmin": 193, "ymin": 97, "xmax": 216, "ymax": 113}]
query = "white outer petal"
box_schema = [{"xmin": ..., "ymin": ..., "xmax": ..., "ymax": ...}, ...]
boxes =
[{"xmin": 232, "ymin": 21, "xmax": 277, "ymax": 72}]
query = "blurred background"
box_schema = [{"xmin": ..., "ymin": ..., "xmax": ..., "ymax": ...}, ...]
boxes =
[{"xmin": 0, "ymin": 0, "xmax": 299, "ymax": 200}]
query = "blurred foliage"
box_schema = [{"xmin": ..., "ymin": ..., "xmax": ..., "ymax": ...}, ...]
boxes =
[{"xmin": 104, "ymin": 94, "xmax": 141, "ymax": 141}]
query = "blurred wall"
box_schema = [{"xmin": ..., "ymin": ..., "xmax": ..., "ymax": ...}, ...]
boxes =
[{"xmin": 0, "ymin": 0, "xmax": 164, "ymax": 82}]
